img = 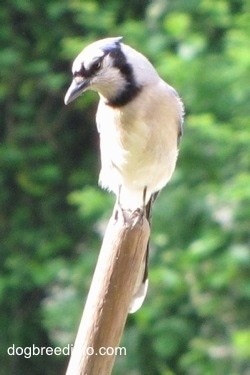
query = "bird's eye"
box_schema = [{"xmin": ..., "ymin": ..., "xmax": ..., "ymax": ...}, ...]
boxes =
[{"xmin": 91, "ymin": 60, "xmax": 102, "ymax": 72}]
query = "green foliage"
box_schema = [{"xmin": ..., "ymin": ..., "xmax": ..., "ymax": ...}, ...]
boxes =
[{"xmin": 1, "ymin": 0, "xmax": 249, "ymax": 374}]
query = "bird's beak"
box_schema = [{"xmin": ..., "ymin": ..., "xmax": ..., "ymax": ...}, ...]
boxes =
[{"xmin": 64, "ymin": 78, "xmax": 90, "ymax": 105}]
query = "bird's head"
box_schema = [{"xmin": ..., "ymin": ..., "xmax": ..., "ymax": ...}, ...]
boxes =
[{"xmin": 64, "ymin": 37, "xmax": 157, "ymax": 107}]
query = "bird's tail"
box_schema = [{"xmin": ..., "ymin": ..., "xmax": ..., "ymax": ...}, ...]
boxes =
[{"xmin": 129, "ymin": 192, "xmax": 158, "ymax": 313}]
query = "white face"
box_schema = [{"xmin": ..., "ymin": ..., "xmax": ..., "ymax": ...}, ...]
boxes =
[
  {"xmin": 65, "ymin": 37, "xmax": 159, "ymax": 106},
  {"xmin": 71, "ymin": 46, "xmax": 127, "ymax": 100}
]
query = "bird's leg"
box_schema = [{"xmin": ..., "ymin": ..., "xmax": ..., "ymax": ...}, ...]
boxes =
[
  {"xmin": 113, "ymin": 186, "xmax": 148, "ymax": 227},
  {"xmin": 113, "ymin": 185, "xmax": 120, "ymax": 222},
  {"xmin": 113, "ymin": 185, "xmax": 129, "ymax": 225},
  {"xmin": 130, "ymin": 186, "xmax": 147, "ymax": 227}
]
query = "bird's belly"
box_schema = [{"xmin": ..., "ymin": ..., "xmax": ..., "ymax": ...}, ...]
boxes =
[
  {"xmin": 99, "ymin": 136, "xmax": 178, "ymax": 209},
  {"xmin": 97, "ymin": 99, "xmax": 179, "ymax": 209}
]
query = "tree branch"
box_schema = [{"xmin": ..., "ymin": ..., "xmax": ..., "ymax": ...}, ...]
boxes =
[{"xmin": 66, "ymin": 210, "xmax": 150, "ymax": 375}]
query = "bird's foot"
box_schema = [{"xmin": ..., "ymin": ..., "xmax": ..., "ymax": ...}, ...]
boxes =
[
  {"xmin": 130, "ymin": 207, "xmax": 145, "ymax": 228},
  {"xmin": 130, "ymin": 187, "xmax": 147, "ymax": 227},
  {"xmin": 113, "ymin": 185, "xmax": 147, "ymax": 227},
  {"xmin": 112, "ymin": 203, "xmax": 129, "ymax": 226},
  {"xmin": 113, "ymin": 204, "xmax": 145, "ymax": 228}
]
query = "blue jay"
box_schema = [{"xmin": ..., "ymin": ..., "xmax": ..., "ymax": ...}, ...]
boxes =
[{"xmin": 64, "ymin": 37, "xmax": 184, "ymax": 313}]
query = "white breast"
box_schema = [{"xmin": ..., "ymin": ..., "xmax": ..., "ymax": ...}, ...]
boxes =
[{"xmin": 96, "ymin": 79, "xmax": 182, "ymax": 210}]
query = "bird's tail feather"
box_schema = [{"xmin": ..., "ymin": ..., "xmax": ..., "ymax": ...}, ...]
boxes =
[{"xmin": 129, "ymin": 192, "xmax": 158, "ymax": 313}]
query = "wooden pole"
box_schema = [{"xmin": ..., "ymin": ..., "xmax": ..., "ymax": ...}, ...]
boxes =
[{"xmin": 66, "ymin": 210, "xmax": 150, "ymax": 375}]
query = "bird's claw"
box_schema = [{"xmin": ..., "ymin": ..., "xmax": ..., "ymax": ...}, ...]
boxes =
[
  {"xmin": 113, "ymin": 204, "xmax": 128, "ymax": 226},
  {"xmin": 113, "ymin": 204, "xmax": 145, "ymax": 228},
  {"xmin": 130, "ymin": 208, "xmax": 144, "ymax": 228}
]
